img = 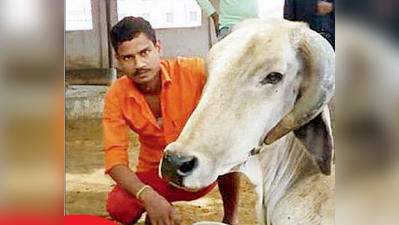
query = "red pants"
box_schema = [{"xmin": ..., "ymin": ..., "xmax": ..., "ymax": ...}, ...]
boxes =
[{"xmin": 106, "ymin": 170, "xmax": 216, "ymax": 224}]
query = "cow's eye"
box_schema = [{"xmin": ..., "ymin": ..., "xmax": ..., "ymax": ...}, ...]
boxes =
[{"xmin": 260, "ymin": 72, "xmax": 283, "ymax": 85}]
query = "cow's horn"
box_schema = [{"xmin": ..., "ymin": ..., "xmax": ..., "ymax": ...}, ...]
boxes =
[{"xmin": 265, "ymin": 27, "xmax": 335, "ymax": 144}]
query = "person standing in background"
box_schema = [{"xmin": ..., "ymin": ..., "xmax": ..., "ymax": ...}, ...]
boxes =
[
  {"xmin": 284, "ymin": 0, "xmax": 335, "ymax": 48},
  {"xmin": 196, "ymin": 0, "xmax": 259, "ymax": 40}
]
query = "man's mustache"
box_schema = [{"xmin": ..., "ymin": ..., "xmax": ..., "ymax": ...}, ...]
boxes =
[{"xmin": 134, "ymin": 69, "xmax": 151, "ymax": 76}]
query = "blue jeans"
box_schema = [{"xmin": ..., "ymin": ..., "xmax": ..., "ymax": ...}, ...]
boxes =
[{"xmin": 217, "ymin": 25, "xmax": 234, "ymax": 41}]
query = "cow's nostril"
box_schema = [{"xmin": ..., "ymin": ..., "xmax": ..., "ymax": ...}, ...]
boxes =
[{"xmin": 177, "ymin": 156, "xmax": 197, "ymax": 176}]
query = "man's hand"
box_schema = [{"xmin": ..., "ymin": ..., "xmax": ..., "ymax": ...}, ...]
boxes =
[
  {"xmin": 317, "ymin": 1, "xmax": 333, "ymax": 16},
  {"xmin": 211, "ymin": 12, "xmax": 219, "ymax": 35},
  {"xmin": 141, "ymin": 188, "xmax": 181, "ymax": 225},
  {"xmin": 109, "ymin": 166, "xmax": 180, "ymax": 224}
]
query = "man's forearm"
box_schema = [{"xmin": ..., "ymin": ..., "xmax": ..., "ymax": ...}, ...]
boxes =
[
  {"xmin": 211, "ymin": 12, "xmax": 219, "ymax": 33},
  {"xmin": 109, "ymin": 165, "xmax": 180, "ymax": 224},
  {"xmin": 109, "ymin": 165, "xmax": 148, "ymax": 198}
]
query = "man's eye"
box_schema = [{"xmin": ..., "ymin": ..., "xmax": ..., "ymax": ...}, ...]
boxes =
[
  {"xmin": 123, "ymin": 56, "xmax": 132, "ymax": 61},
  {"xmin": 260, "ymin": 72, "xmax": 284, "ymax": 85},
  {"xmin": 141, "ymin": 49, "xmax": 150, "ymax": 56}
]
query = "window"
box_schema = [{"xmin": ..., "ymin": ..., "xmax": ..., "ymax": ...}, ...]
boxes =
[
  {"xmin": 66, "ymin": 0, "xmax": 93, "ymax": 31},
  {"xmin": 117, "ymin": 0, "xmax": 202, "ymax": 29},
  {"xmin": 189, "ymin": 11, "xmax": 198, "ymax": 22},
  {"xmin": 166, "ymin": 12, "xmax": 174, "ymax": 23}
]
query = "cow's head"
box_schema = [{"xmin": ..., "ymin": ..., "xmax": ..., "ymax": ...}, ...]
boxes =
[{"xmin": 160, "ymin": 19, "xmax": 335, "ymax": 190}]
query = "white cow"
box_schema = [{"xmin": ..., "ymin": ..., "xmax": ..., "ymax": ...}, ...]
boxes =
[{"xmin": 160, "ymin": 19, "xmax": 335, "ymax": 225}]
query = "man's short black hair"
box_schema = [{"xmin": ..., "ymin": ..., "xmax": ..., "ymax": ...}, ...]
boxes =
[{"xmin": 110, "ymin": 16, "xmax": 156, "ymax": 53}]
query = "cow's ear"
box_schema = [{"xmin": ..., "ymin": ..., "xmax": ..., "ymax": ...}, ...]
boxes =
[{"xmin": 293, "ymin": 106, "xmax": 334, "ymax": 175}]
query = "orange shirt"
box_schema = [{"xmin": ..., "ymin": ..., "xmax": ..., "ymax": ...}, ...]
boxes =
[{"xmin": 103, "ymin": 57, "xmax": 206, "ymax": 173}]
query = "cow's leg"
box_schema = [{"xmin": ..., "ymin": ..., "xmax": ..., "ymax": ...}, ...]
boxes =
[{"xmin": 217, "ymin": 172, "xmax": 241, "ymax": 224}]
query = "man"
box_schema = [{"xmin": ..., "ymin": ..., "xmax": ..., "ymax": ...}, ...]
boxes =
[
  {"xmin": 104, "ymin": 17, "xmax": 240, "ymax": 225},
  {"xmin": 284, "ymin": 0, "xmax": 335, "ymax": 48},
  {"xmin": 196, "ymin": 0, "xmax": 258, "ymax": 40}
]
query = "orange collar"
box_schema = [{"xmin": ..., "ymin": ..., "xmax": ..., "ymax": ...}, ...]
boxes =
[{"xmin": 160, "ymin": 61, "xmax": 172, "ymax": 88}]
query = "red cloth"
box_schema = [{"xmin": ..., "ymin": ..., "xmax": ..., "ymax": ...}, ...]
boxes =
[{"xmin": 106, "ymin": 170, "xmax": 216, "ymax": 224}]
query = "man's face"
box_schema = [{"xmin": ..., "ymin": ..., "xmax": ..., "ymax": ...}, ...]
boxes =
[{"xmin": 116, "ymin": 33, "xmax": 161, "ymax": 84}]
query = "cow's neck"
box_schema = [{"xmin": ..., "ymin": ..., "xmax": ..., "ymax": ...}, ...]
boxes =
[{"xmin": 259, "ymin": 133, "xmax": 319, "ymax": 225}]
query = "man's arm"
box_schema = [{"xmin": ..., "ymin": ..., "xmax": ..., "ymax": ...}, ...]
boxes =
[
  {"xmin": 196, "ymin": 0, "xmax": 219, "ymax": 33},
  {"xmin": 108, "ymin": 165, "xmax": 149, "ymax": 198},
  {"xmin": 109, "ymin": 165, "xmax": 181, "ymax": 225}
]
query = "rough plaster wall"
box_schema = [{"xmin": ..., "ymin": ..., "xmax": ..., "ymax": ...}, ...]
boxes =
[
  {"xmin": 66, "ymin": 0, "xmax": 213, "ymax": 70},
  {"xmin": 154, "ymin": 15, "xmax": 210, "ymax": 59}
]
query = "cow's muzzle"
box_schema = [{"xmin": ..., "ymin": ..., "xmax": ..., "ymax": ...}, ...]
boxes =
[{"xmin": 160, "ymin": 152, "xmax": 198, "ymax": 187}]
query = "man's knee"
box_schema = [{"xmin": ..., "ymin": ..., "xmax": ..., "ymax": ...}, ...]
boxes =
[{"xmin": 107, "ymin": 185, "xmax": 145, "ymax": 224}]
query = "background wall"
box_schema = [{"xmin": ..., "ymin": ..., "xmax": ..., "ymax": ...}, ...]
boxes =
[
  {"xmin": 66, "ymin": 0, "xmax": 214, "ymax": 70},
  {"xmin": 66, "ymin": 0, "xmax": 112, "ymax": 69}
]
